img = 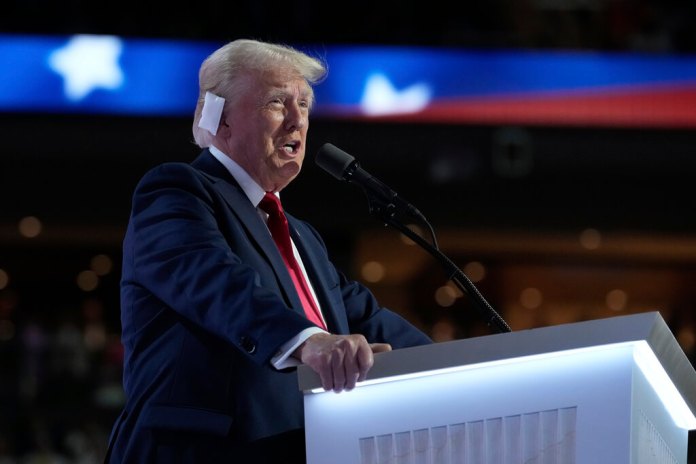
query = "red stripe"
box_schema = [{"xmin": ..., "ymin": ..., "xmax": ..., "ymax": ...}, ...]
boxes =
[{"xmin": 321, "ymin": 84, "xmax": 696, "ymax": 128}]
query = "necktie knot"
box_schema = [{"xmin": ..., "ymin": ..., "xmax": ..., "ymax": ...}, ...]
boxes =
[
  {"xmin": 259, "ymin": 192, "xmax": 283, "ymax": 217},
  {"xmin": 259, "ymin": 192, "xmax": 291, "ymax": 255}
]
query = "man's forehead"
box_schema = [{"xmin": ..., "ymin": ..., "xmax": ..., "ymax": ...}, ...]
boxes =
[
  {"xmin": 267, "ymin": 82, "xmax": 312, "ymax": 96},
  {"xmin": 262, "ymin": 71, "xmax": 312, "ymax": 93},
  {"xmin": 236, "ymin": 69, "xmax": 313, "ymax": 102}
]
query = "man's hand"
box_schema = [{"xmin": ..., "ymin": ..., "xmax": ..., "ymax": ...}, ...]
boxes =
[{"xmin": 293, "ymin": 333, "xmax": 392, "ymax": 393}]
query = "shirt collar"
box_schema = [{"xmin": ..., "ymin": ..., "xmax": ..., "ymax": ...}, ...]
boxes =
[{"xmin": 208, "ymin": 145, "xmax": 278, "ymax": 207}]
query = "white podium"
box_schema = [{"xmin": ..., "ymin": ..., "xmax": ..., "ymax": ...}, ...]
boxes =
[{"xmin": 298, "ymin": 311, "xmax": 696, "ymax": 464}]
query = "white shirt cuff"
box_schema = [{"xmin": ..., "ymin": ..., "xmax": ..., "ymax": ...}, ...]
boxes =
[{"xmin": 271, "ymin": 327, "xmax": 328, "ymax": 369}]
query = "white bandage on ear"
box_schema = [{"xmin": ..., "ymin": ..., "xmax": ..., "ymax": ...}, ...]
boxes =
[{"xmin": 197, "ymin": 91, "xmax": 226, "ymax": 136}]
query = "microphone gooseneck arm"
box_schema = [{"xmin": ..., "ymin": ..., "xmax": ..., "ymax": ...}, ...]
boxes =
[
  {"xmin": 362, "ymin": 187, "xmax": 511, "ymax": 334},
  {"xmin": 341, "ymin": 157, "xmax": 438, "ymax": 243},
  {"xmin": 316, "ymin": 143, "xmax": 511, "ymax": 334}
]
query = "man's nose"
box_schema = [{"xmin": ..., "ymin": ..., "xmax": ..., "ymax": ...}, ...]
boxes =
[{"xmin": 285, "ymin": 104, "xmax": 306, "ymax": 131}]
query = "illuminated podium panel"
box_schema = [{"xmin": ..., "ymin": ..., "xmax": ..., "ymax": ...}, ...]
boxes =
[{"xmin": 298, "ymin": 312, "xmax": 696, "ymax": 464}]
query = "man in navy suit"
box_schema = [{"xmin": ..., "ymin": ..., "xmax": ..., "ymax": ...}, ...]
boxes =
[{"xmin": 105, "ymin": 38, "xmax": 432, "ymax": 463}]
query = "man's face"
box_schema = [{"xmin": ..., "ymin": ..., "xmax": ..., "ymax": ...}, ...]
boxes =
[{"xmin": 222, "ymin": 68, "xmax": 313, "ymax": 192}]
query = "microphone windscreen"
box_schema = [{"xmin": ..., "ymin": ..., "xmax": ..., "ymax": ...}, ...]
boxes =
[{"xmin": 315, "ymin": 143, "xmax": 355, "ymax": 180}]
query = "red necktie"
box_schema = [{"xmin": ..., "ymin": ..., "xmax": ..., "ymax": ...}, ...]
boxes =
[{"xmin": 259, "ymin": 192, "xmax": 327, "ymax": 330}]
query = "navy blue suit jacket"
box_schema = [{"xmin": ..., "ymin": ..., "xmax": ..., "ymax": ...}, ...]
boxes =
[{"xmin": 106, "ymin": 150, "xmax": 432, "ymax": 462}]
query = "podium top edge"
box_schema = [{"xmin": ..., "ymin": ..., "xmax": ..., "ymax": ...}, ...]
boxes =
[{"xmin": 298, "ymin": 311, "xmax": 696, "ymax": 413}]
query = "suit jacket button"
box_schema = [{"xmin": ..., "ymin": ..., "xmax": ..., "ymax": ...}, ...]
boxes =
[{"xmin": 240, "ymin": 336, "xmax": 256, "ymax": 354}]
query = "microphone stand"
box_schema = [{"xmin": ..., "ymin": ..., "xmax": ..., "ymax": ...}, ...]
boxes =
[{"xmin": 363, "ymin": 194, "xmax": 512, "ymax": 334}]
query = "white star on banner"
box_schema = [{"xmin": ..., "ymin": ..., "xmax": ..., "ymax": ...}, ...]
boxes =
[
  {"xmin": 360, "ymin": 73, "xmax": 431, "ymax": 116},
  {"xmin": 48, "ymin": 34, "xmax": 124, "ymax": 101}
]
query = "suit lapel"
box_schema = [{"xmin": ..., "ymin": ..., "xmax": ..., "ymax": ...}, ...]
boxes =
[
  {"xmin": 287, "ymin": 218, "xmax": 343, "ymax": 333},
  {"xmin": 191, "ymin": 150, "xmax": 306, "ymax": 316}
]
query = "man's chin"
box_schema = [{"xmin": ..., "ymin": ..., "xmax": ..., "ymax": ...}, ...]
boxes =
[
  {"xmin": 282, "ymin": 159, "xmax": 302, "ymax": 175},
  {"xmin": 270, "ymin": 163, "xmax": 302, "ymax": 191}
]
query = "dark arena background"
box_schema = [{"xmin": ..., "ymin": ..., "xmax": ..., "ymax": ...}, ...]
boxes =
[{"xmin": 1, "ymin": 1, "xmax": 696, "ymax": 461}]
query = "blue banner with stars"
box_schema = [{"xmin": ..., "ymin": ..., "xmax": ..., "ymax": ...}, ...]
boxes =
[{"xmin": 2, "ymin": 34, "xmax": 696, "ymax": 127}]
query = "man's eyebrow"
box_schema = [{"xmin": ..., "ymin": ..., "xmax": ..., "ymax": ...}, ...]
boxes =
[
  {"xmin": 266, "ymin": 87, "xmax": 313, "ymax": 101},
  {"xmin": 266, "ymin": 88, "xmax": 287, "ymax": 98}
]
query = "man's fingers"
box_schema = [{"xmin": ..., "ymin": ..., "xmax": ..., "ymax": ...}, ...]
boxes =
[
  {"xmin": 331, "ymin": 349, "xmax": 346, "ymax": 392},
  {"xmin": 356, "ymin": 343, "xmax": 374, "ymax": 382},
  {"xmin": 318, "ymin": 362, "xmax": 334, "ymax": 392},
  {"xmin": 370, "ymin": 343, "xmax": 392, "ymax": 354},
  {"xmin": 336, "ymin": 338, "xmax": 364, "ymax": 392},
  {"xmin": 297, "ymin": 333, "xmax": 380, "ymax": 392},
  {"xmin": 342, "ymin": 344, "xmax": 362, "ymax": 391}
]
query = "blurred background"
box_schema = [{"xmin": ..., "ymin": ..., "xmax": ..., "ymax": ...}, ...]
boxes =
[{"xmin": 1, "ymin": 0, "xmax": 696, "ymax": 462}]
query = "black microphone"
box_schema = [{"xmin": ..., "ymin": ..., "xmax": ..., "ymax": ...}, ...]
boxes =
[
  {"xmin": 316, "ymin": 144, "xmax": 511, "ymax": 333},
  {"xmin": 315, "ymin": 143, "xmax": 421, "ymax": 218}
]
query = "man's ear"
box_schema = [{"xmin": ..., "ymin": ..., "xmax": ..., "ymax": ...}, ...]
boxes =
[{"xmin": 216, "ymin": 114, "xmax": 231, "ymax": 136}]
